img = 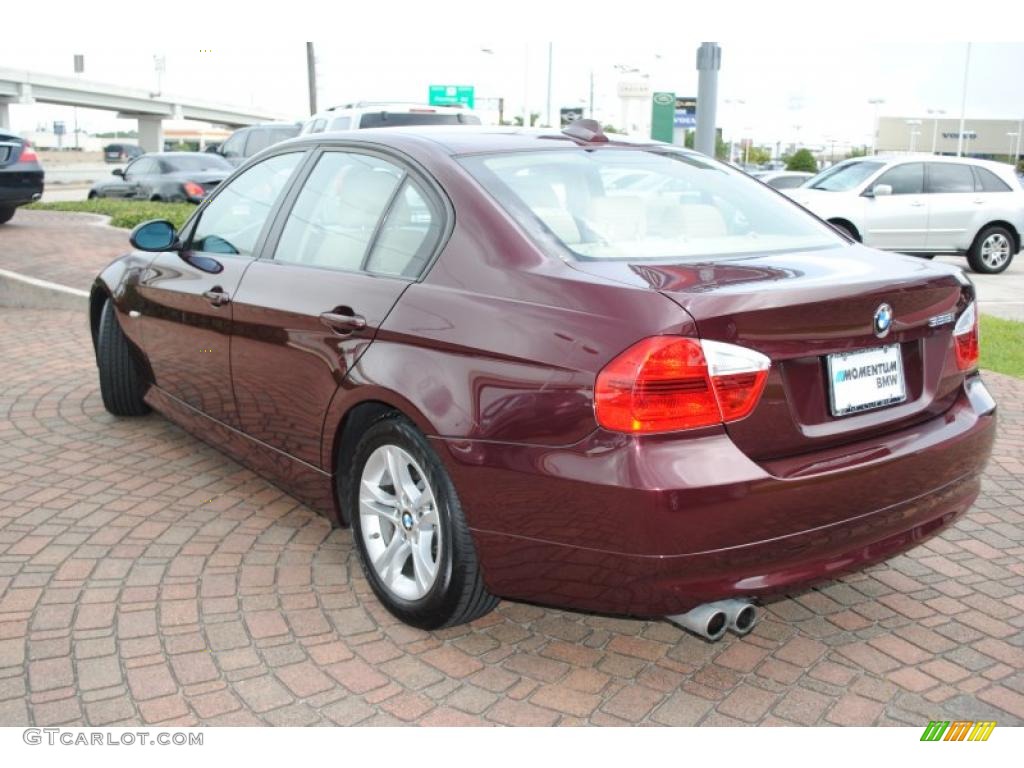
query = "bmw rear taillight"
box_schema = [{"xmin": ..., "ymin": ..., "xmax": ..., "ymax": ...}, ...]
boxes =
[
  {"xmin": 595, "ymin": 336, "xmax": 770, "ymax": 434},
  {"xmin": 953, "ymin": 301, "xmax": 979, "ymax": 371},
  {"xmin": 18, "ymin": 141, "xmax": 38, "ymax": 163},
  {"xmin": 183, "ymin": 181, "xmax": 205, "ymax": 198}
]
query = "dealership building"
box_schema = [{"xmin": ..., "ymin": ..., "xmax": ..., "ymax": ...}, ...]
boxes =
[{"xmin": 876, "ymin": 116, "xmax": 1023, "ymax": 160}]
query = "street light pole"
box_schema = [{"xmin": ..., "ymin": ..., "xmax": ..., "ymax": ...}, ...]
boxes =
[
  {"xmin": 927, "ymin": 108, "xmax": 946, "ymax": 154},
  {"xmin": 957, "ymin": 43, "xmax": 971, "ymax": 157},
  {"xmin": 694, "ymin": 43, "xmax": 721, "ymax": 158},
  {"xmin": 1015, "ymin": 118, "xmax": 1023, "ymax": 166},
  {"xmin": 545, "ymin": 43, "xmax": 553, "ymax": 128},
  {"xmin": 868, "ymin": 98, "xmax": 885, "ymax": 154},
  {"xmin": 305, "ymin": 43, "xmax": 317, "ymax": 116}
]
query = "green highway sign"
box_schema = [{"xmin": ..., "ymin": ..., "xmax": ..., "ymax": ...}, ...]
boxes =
[{"xmin": 428, "ymin": 85, "xmax": 475, "ymax": 109}]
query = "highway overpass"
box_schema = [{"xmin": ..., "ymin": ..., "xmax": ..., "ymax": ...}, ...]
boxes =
[{"xmin": 0, "ymin": 67, "xmax": 291, "ymax": 151}]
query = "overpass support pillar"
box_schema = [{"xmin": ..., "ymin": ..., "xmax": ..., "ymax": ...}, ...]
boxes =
[
  {"xmin": 137, "ymin": 116, "xmax": 164, "ymax": 152},
  {"xmin": 0, "ymin": 102, "xmax": 10, "ymax": 130}
]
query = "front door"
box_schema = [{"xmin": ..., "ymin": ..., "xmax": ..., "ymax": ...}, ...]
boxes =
[
  {"xmin": 229, "ymin": 148, "xmax": 446, "ymax": 467},
  {"xmin": 861, "ymin": 162, "xmax": 928, "ymax": 251},
  {"xmin": 136, "ymin": 150, "xmax": 306, "ymax": 427}
]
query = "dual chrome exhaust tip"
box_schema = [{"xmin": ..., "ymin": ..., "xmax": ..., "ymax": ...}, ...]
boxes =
[{"xmin": 666, "ymin": 599, "xmax": 759, "ymax": 642}]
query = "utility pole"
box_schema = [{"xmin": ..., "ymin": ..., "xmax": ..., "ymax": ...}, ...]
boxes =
[
  {"xmin": 957, "ymin": 43, "xmax": 971, "ymax": 156},
  {"xmin": 694, "ymin": 42, "xmax": 721, "ymax": 158},
  {"xmin": 306, "ymin": 42, "xmax": 318, "ymax": 116}
]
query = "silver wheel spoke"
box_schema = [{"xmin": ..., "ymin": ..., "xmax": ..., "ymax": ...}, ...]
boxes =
[
  {"xmin": 374, "ymin": 534, "xmax": 410, "ymax": 585},
  {"xmin": 411, "ymin": 534, "xmax": 437, "ymax": 593},
  {"xmin": 418, "ymin": 505, "xmax": 438, "ymax": 526}
]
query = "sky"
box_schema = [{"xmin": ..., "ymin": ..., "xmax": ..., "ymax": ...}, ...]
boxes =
[{"xmin": 3, "ymin": 42, "xmax": 1023, "ymax": 151}]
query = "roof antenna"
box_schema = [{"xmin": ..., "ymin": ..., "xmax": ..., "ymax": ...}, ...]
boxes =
[{"xmin": 562, "ymin": 118, "xmax": 608, "ymax": 143}]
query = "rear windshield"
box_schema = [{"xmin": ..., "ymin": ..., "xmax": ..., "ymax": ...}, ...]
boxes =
[
  {"xmin": 460, "ymin": 148, "xmax": 841, "ymax": 261},
  {"xmin": 805, "ymin": 160, "xmax": 884, "ymax": 191},
  {"xmin": 358, "ymin": 112, "xmax": 481, "ymax": 129},
  {"xmin": 163, "ymin": 155, "xmax": 232, "ymax": 172}
]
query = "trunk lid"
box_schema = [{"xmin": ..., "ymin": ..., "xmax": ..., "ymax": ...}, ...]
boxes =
[{"xmin": 570, "ymin": 245, "xmax": 970, "ymax": 460}]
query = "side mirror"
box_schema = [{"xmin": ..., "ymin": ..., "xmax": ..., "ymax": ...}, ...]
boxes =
[
  {"xmin": 129, "ymin": 219, "xmax": 178, "ymax": 252},
  {"xmin": 871, "ymin": 184, "xmax": 893, "ymax": 197},
  {"xmin": 112, "ymin": 168, "xmax": 125, "ymax": 177}
]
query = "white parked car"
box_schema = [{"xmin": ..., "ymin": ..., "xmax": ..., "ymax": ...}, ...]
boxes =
[
  {"xmin": 785, "ymin": 155, "xmax": 1024, "ymax": 273},
  {"xmin": 300, "ymin": 102, "xmax": 481, "ymax": 134},
  {"xmin": 750, "ymin": 170, "xmax": 813, "ymax": 190}
]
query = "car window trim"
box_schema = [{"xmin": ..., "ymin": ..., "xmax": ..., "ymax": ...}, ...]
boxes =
[
  {"xmin": 259, "ymin": 141, "xmax": 454, "ymax": 283},
  {"xmin": 178, "ymin": 148, "xmax": 310, "ymax": 261}
]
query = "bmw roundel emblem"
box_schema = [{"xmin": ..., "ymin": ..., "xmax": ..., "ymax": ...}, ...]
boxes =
[{"xmin": 873, "ymin": 303, "xmax": 893, "ymax": 338}]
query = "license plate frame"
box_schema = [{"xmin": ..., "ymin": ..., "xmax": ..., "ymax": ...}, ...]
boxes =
[{"xmin": 826, "ymin": 344, "xmax": 907, "ymax": 417}]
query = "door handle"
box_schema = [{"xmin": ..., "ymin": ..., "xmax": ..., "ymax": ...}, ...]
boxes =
[
  {"xmin": 320, "ymin": 310, "xmax": 367, "ymax": 333},
  {"xmin": 909, "ymin": 201, "xmax": 925, "ymax": 207},
  {"xmin": 202, "ymin": 288, "xmax": 231, "ymax": 307},
  {"xmin": 973, "ymin": 199, "xmax": 985, "ymax": 204}
]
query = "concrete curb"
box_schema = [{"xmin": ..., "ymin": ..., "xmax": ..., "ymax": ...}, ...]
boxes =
[{"xmin": 0, "ymin": 268, "xmax": 88, "ymax": 311}]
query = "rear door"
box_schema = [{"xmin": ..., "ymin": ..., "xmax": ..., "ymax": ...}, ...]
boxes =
[
  {"xmin": 228, "ymin": 147, "xmax": 446, "ymax": 466},
  {"xmin": 135, "ymin": 151, "xmax": 305, "ymax": 427},
  {"xmin": 861, "ymin": 162, "xmax": 928, "ymax": 251},
  {"xmin": 924, "ymin": 162, "xmax": 977, "ymax": 252}
]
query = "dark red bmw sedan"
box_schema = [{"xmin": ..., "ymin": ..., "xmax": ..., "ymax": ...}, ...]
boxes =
[{"xmin": 90, "ymin": 121, "xmax": 996, "ymax": 638}]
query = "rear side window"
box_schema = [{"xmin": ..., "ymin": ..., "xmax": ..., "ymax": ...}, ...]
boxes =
[
  {"xmin": 767, "ymin": 175, "xmax": 807, "ymax": 190},
  {"xmin": 874, "ymin": 163, "xmax": 924, "ymax": 195},
  {"xmin": 364, "ymin": 181, "xmax": 442, "ymax": 277},
  {"xmin": 190, "ymin": 152, "xmax": 303, "ymax": 257},
  {"xmin": 973, "ymin": 166, "xmax": 1012, "ymax": 192},
  {"xmin": 273, "ymin": 152, "xmax": 404, "ymax": 272},
  {"xmin": 927, "ymin": 163, "xmax": 975, "ymax": 193},
  {"xmin": 357, "ymin": 112, "xmax": 481, "ymax": 128}
]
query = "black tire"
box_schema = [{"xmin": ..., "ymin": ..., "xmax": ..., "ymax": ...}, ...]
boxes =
[
  {"xmin": 87, "ymin": 191, "xmax": 98, "ymax": 199},
  {"xmin": 96, "ymin": 299, "xmax": 150, "ymax": 416},
  {"xmin": 829, "ymin": 220, "xmax": 859, "ymax": 241},
  {"xmin": 345, "ymin": 415, "xmax": 498, "ymax": 629},
  {"xmin": 0, "ymin": 206, "xmax": 15, "ymax": 225},
  {"xmin": 150, "ymin": 195, "xmax": 162, "ymax": 202},
  {"xmin": 967, "ymin": 224, "xmax": 1016, "ymax": 274}
]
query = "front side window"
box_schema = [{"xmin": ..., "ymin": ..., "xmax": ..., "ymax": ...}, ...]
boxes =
[
  {"xmin": 805, "ymin": 160, "xmax": 885, "ymax": 191},
  {"xmin": 927, "ymin": 163, "xmax": 975, "ymax": 193},
  {"xmin": 190, "ymin": 152, "xmax": 303, "ymax": 257},
  {"xmin": 221, "ymin": 132, "xmax": 246, "ymax": 158},
  {"xmin": 461, "ymin": 149, "xmax": 841, "ymax": 261},
  {"xmin": 767, "ymin": 175, "xmax": 807, "ymax": 190},
  {"xmin": 873, "ymin": 163, "xmax": 924, "ymax": 195},
  {"xmin": 244, "ymin": 129, "xmax": 274, "ymax": 157},
  {"xmin": 273, "ymin": 152, "xmax": 404, "ymax": 272}
]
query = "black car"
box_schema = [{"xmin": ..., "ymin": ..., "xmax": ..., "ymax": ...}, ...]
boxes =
[
  {"xmin": 103, "ymin": 143, "xmax": 144, "ymax": 163},
  {"xmin": 0, "ymin": 131, "xmax": 44, "ymax": 225},
  {"xmin": 214, "ymin": 123, "xmax": 301, "ymax": 167},
  {"xmin": 88, "ymin": 152, "xmax": 233, "ymax": 204}
]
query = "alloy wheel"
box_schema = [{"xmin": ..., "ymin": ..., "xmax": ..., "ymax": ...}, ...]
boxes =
[
  {"xmin": 980, "ymin": 232, "xmax": 1011, "ymax": 270},
  {"xmin": 358, "ymin": 444, "xmax": 441, "ymax": 601}
]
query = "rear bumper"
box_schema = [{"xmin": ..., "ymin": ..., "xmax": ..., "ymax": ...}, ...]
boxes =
[
  {"xmin": 439, "ymin": 375, "xmax": 996, "ymax": 617},
  {"xmin": 0, "ymin": 171, "xmax": 44, "ymax": 206}
]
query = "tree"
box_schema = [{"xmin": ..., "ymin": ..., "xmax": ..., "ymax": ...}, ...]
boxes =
[
  {"xmin": 845, "ymin": 146, "xmax": 868, "ymax": 159},
  {"xmin": 786, "ymin": 148, "xmax": 818, "ymax": 173},
  {"xmin": 744, "ymin": 146, "xmax": 772, "ymax": 166}
]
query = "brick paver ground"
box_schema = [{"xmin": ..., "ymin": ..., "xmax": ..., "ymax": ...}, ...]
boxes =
[
  {"xmin": 0, "ymin": 305, "xmax": 1021, "ymax": 727},
  {"xmin": 1, "ymin": 210, "xmax": 127, "ymax": 290}
]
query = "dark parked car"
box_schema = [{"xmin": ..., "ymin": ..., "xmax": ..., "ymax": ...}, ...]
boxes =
[
  {"xmin": 88, "ymin": 152, "xmax": 232, "ymax": 204},
  {"xmin": 0, "ymin": 131, "xmax": 44, "ymax": 225},
  {"xmin": 214, "ymin": 123, "xmax": 301, "ymax": 167},
  {"xmin": 103, "ymin": 143, "xmax": 144, "ymax": 163},
  {"xmin": 89, "ymin": 121, "xmax": 995, "ymax": 636}
]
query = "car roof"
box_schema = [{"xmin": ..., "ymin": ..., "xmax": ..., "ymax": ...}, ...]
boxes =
[
  {"xmin": 146, "ymin": 152, "xmax": 224, "ymax": 159},
  {"xmin": 279, "ymin": 125, "xmax": 668, "ymax": 156}
]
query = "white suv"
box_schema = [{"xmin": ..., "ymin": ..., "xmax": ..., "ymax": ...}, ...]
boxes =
[
  {"xmin": 785, "ymin": 155, "xmax": 1024, "ymax": 273},
  {"xmin": 300, "ymin": 102, "xmax": 481, "ymax": 134}
]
